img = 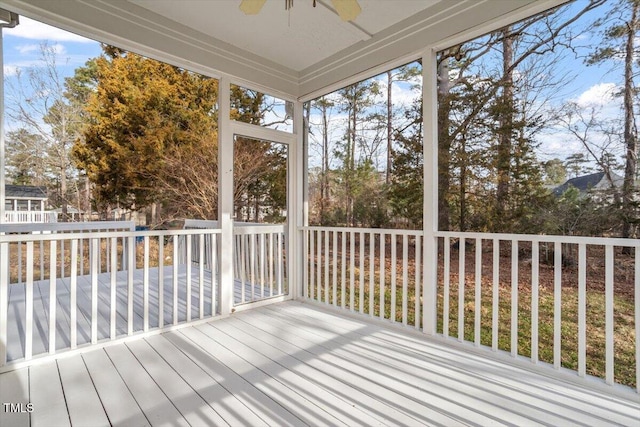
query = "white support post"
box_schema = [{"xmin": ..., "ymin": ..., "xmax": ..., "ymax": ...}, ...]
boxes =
[
  {"xmin": 218, "ymin": 78, "xmax": 234, "ymax": 316},
  {"xmin": 0, "ymin": 242, "xmax": 7, "ymax": 366},
  {"xmin": 292, "ymin": 100, "xmax": 305, "ymax": 301},
  {"xmin": 422, "ymin": 48, "xmax": 439, "ymax": 335}
]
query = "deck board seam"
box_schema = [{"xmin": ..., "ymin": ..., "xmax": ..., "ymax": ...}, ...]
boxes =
[
  {"xmin": 102, "ymin": 348, "xmax": 153, "ymax": 426},
  {"xmin": 80, "ymin": 354, "xmax": 112, "ymax": 426},
  {"xmin": 122, "ymin": 341, "xmax": 191, "ymax": 425},
  {"xmin": 53, "ymin": 360, "xmax": 73, "ymax": 427}
]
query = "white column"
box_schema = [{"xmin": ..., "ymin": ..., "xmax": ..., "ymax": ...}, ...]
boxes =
[
  {"xmin": 291, "ymin": 100, "xmax": 305, "ymax": 300},
  {"xmin": 0, "ymin": 12, "xmax": 16, "ymax": 365},
  {"xmin": 0, "ymin": 11, "xmax": 17, "ymax": 225},
  {"xmin": 0, "ymin": 25, "xmax": 8, "ymax": 365},
  {"xmin": 218, "ymin": 77, "xmax": 234, "ymax": 315},
  {"xmin": 422, "ymin": 48, "xmax": 439, "ymax": 335}
]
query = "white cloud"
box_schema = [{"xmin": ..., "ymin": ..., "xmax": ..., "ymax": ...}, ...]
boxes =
[
  {"xmin": 391, "ymin": 81, "xmax": 420, "ymax": 107},
  {"xmin": 4, "ymin": 65, "xmax": 18, "ymax": 76},
  {"xmin": 574, "ymin": 82, "xmax": 617, "ymax": 107},
  {"xmin": 3, "ymin": 59, "xmax": 49, "ymax": 76},
  {"xmin": 15, "ymin": 44, "xmax": 38, "ymax": 54},
  {"xmin": 4, "ymin": 16, "xmax": 93, "ymax": 43},
  {"xmin": 15, "ymin": 42, "xmax": 66, "ymax": 55},
  {"xmin": 537, "ymin": 130, "xmax": 585, "ymax": 161}
]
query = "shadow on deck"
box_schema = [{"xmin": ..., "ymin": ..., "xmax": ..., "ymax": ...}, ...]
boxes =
[{"xmin": 0, "ymin": 301, "xmax": 638, "ymax": 426}]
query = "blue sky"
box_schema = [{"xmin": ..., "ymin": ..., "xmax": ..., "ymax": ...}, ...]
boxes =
[{"xmin": 3, "ymin": 16, "xmax": 101, "ymax": 79}]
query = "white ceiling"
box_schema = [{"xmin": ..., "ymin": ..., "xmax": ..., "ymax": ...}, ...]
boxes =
[
  {"xmin": 0, "ymin": 0, "xmax": 566, "ymax": 99},
  {"xmin": 131, "ymin": 0, "xmax": 440, "ymax": 72}
]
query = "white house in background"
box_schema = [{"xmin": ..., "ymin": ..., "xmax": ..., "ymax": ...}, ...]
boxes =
[{"xmin": 4, "ymin": 184, "xmax": 58, "ymax": 223}]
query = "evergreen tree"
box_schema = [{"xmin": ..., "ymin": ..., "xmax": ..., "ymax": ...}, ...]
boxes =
[
  {"xmin": 389, "ymin": 101, "xmax": 423, "ymax": 228},
  {"xmin": 73, "ymin": 48, "xmax": 219, "ymax": 217}
]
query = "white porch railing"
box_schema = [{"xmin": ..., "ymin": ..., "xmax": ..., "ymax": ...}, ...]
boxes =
[
  {"xmin": 234, "ymin": 224, "xmax": 287, "ymax": 304},
  {"xmin": 185, "ymin": 219, "xmax": 288, "ymax": 305},
  {"xmin": 2, "ymin": 221, "xmax": 136, "ymax": 285},
  {"xmin": 4, "ymin": 210, "xmax": 58, "ymax": 223},
  {"xmin": 0, "ymin": 219, "xmax": 291, "ymax": 369},
  {"xmin": 0, "ymin": 223, "xmax": 221, "ymax": 369},
  {"xmin": 301, "ymin": 226, "xmax": 639, "ymax": 399},
  {"xmin": 302, "ymin": 227, "xmax": 423, "ymax": 325}
]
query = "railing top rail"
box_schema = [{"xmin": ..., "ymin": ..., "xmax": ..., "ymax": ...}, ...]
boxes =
[
  {"xmin": 0, "ymin": 220, "xmax": 135, "ymax": 233},
  {"xmin": 0, "ymin": 227, "xmax": 221, "ymax": 243},
  {"xmin": 185, "ymin": 219, "xmax": 283, "ymax": 229},
  {"xmin": 184, "ymin": 219, "xmax": 218, "ymax": 229},
  {"xmin": 300, "ymin": 227, "xmax": 640, "ymax": 246},
  {"xmin": 185, "ymin": 219, "xmax": 284, "ymax": 235},
  {"xmin": 234, "ymin": 225, "xmax": 286, "ymax": 235},
  {"xmin": 435, "ymin": 230, "xmax": 640, "ymax": 247},
  {"xmin": 300, "ymin": 226, "xmax": 423, "ymax": 236}
]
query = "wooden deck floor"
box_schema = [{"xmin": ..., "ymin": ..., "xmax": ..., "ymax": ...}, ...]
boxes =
[{"xmin": 1, "ymin": 301, "xmax": 638, "ymax": 426}]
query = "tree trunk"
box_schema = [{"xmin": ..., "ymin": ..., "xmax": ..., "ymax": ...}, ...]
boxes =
[
  {"xmin": 459, "ymin": 136, "xmax": 467, "ymax": 232},
  {"xmin": 84, "ymin": 178, "xmax": 91, "ymax": 220},
  {"xmin": 61, "ymin": 167, "xmax": 68, "ymax": 222},
  {"xmin": 321, "ymin": 100, "xmax": 329, "ymax": 224},
  {"xmin": 621, "ymin": 1, "xmax": 638, "ymax": 240},
  {"xmin": 346, "ymin": 91, "xmax": 357, "ymax": 226},
  {"xmin": 437, "ymin": 56, "xmax": 451, "ymax": 231},
  {"xmin": 496, "ymin": 28, "xmax": 514, "ymax": 229},
  {"xmin": 386, "ymin": 70, "xmax": 393, "ymax": 184},
  {"xmin": 253, "ymin": 195, "xmax": 259, "ymax": 222}
]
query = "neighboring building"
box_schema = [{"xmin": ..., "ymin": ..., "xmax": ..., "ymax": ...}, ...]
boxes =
[
  {"xmin": 4, "ymin": 185, "xmax": 58, "ymax": 223},
  {"xmin": 552, "ymin": 172, "xmax": 623, "ymax": 197}
]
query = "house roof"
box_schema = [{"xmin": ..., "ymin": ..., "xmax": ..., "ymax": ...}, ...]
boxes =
[
  {"xmin": 5, "ymin": 185, "xmax": 48, "ymax": 200},
  {"xmin": 552, "ymin": 172, "xmax": 620, "ymax": 197},
  {"xmin": 0, "ymin": 0, "xmax": 564, "ymax": 99}
]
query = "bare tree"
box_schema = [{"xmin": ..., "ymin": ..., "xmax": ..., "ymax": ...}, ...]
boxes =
[{"xmin": 6, "ymin": 42, "xmax": 84, "ymax": 220}]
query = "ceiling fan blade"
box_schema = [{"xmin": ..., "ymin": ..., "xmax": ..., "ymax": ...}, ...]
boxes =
[
  {"xmin": 331, "ymin": 0, "xmax": 361, "ymax": 21},
  {"xmin": 239, "ymin": 0, "xmax": 267, "ymax": 15}
]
